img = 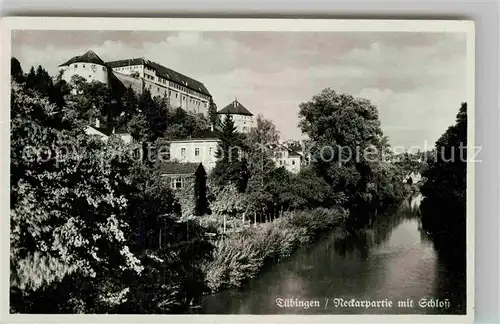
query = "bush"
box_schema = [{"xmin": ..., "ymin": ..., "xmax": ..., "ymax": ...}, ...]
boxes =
[{"xmin": 204, "ymin": 208, "xmax": 346, "ymax": 292}]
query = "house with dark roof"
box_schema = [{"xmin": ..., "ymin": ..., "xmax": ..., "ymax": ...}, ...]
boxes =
[
  {"xmin": 159, "ymin": 162, "xmax": 208, "ymax": 217},
  {"xmin": 218, "ymin": 99, "xmax": 254, "ymax": 133},
  {"xmin": 106, "ymin": 57, "xmax": 212, "ymax": 116}
]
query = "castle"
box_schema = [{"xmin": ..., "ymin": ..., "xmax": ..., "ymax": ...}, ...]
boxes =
[{"xmin": 59, "ymin": 50, "xmax": 212, "ymax": 116}]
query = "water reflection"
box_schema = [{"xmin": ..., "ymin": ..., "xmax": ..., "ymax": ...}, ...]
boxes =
[{"xmin": 198, "ymin": 195, "xmax": 465, "ymax": 314}]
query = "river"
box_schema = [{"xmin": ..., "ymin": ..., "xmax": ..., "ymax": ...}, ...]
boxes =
[{"xmin": 194, "ymin": 195, "xmax": 466, "ymax": 315}]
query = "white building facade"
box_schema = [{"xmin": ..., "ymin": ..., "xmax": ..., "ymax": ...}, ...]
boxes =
[
  {"xmin": 273, "ymin": 145, "xmax": 302, "ymax": 174},
  {"xmin": 106, "ymin": 58, "xmax": 212, "ymax": 116},
  {"xmin": 59, "ymin": 50, "xmax": 110, "ymax": 85},
  {"xmin": 168, "ymin": 135, "xmax": 220, "ymax": 173},
  {"xmin": 218, "ymin": 99, "xmax": 254, "ymax": 133}
]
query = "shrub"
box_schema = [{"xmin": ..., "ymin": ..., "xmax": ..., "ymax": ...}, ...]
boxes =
[{"xmin": 204, "ymin": 207, "xmax": 346, "ymax": 292}]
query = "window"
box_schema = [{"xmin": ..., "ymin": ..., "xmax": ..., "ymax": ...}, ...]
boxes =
[
  {"xmin": 102, "ymin": 67, "xmax": 106, "ymax": 71},
  {"xmin": 209, "ymin": 147, "xmax": 214, "ymax": 156},
  {"xmin": 176, "ymin": 93, "xmax": 178, "ymax": 98},
  {"xmin": 171, "ymin": 177, "xmax": 184, "ymax": 190},
  {"xmin": 74, "ymin": 64, "xmax": 77, "ymax": 69},
  {"xmin": 195, "ymin": 148, "xmax": 200, "ymax": 156},
  {"xmin": 292, "ymin": 160, "xmax": 296, "ymax": 165},
  {"xmin": 82, "ymin": 64, "xmax": 85, "ymax": 68},
  {"xmin": 181, "ymin": 148, "xmax": 186, "ymax": 157}
]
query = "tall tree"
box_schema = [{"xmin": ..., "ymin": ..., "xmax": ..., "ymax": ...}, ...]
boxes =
[
  {"xmin": 11, "ymin": 57, "xmax": 25, "ymax": 83},
  {"xmin": 208, "ymin": 98, "xmax": 218, "ymax": 129},
  {"xmin": 211, "ymin": 113, "xmax": 248, "ymax": 191},
  {"xmin": 10, "ymin": 82, "xmax": 143, "ymax": 313},
  {"xmin": 243, "ymin": 115, "xmax": 281, "ymax": 215},
  {"xmin": 298, "ymin": 88, "xmax": 402, "ymax": 227},
  {"xmin": 420, "ymin": 102, "xmax": 467, "ymax": 241}
]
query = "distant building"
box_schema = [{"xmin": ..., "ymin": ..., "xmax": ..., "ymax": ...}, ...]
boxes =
[
  {"xmin": 59, "ymin": 50, "xmax": 213, "ymax": 116},
  {"xmin": 218, "ymin": 99, "xmax": 254, "ymax": 133},
  {"xmin": 59, "ymin": 50, "xmax": 111, "ymax": 85},
  {"xmin": 272, "ymin": 144, "xmax": 302, "ymax": 174},
  {"xmin": 106, "ymin": 58, "xmax": 212, "ymax": 115},
  {"xmin": 84, "ymin": 118, "xmax": 133, "ymax": 144},
  {"xmin": 168, "ymin": 130, "xmax": 221, "ymax": 173}
]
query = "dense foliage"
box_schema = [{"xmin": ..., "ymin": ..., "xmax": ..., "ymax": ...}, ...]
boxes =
[
  {"xmin": 298, "ymin": 88, "xmax": 407, "ymax": 228},
  {"xmin": 420, "ymin": 103, "xmax": 467, "ymax": 262},
  {"xmin": 10, "ymin": 62, "xmax": 212, "ymax": 313}
]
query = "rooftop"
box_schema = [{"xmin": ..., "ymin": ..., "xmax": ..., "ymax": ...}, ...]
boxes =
[
  {"xmin": 106, "ymin": 58, "xmax": 211, "ymax": 97},
  {"xmin": 218, "ymin": 99, "xmax": 253, "ymax": 116},
  {"xmin": 59, "ymin": 50, "xmax": 107, "ymax": 67},
  {"xmin": 169, "ymin": 129, "xmax": 221, "ymax": 142}
]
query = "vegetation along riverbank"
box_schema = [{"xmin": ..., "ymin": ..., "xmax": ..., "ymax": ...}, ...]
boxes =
[{"xmin": 10, "ymin": 60, "xmax": 461, "ymax": 314}]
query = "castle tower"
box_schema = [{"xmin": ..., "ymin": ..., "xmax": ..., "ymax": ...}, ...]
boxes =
[
  {"xmin": 58, "ymin": 49, "xmax": 109, "ymax": 85},
  {"xmin": 217, "ymin": 99, "xmax": 254, "ymax": 133}
]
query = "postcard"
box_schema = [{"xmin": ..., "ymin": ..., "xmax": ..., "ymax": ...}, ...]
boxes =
[{"xmin": 1, "ymin": 17, "xmax": 475, "ymax": 324}]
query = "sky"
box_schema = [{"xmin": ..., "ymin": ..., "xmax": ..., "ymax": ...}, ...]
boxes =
[{"xmin": 11, "ymin": 30, "xmax": 468, "ymax": 149}]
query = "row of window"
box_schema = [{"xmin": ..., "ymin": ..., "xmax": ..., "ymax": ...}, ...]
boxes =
[
  {"xmin": 180, "ymin": 147, "xmax": 215, "ymax": 158},
  {"xmin": 146, "ymin": 84, "xmax": 208, "ymax": 107},
  {"xmin": 278, "ymin": 159, "xmax": 297, "ymax": 166},
  {"xmin": 73, "ymin": 64, "xmax": 106, "ymax": 71},
  {"xmin": 115, "ymin": 66, "xmax": 139, "ymax": 71}
]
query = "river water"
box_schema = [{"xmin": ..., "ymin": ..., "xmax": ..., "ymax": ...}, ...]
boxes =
[{"xmin": 196, "ymin": 196, "xmax": 466, "ymax": 315}]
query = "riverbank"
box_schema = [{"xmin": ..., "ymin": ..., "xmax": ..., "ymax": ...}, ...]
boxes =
[{"xmin": 202, "ymin": 207, "xmax": 347, "ymax": 292}]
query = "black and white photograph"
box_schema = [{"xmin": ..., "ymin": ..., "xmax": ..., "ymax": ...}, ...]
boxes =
[{"xmin": 3, "ymin": 18, "xmax": 474, "ymax": 322}]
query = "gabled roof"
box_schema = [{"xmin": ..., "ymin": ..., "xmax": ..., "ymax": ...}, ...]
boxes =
[
  {"xmin": 105, "ymin": 58, "xmax": 211, "ymax": 97},
  {"xmin": 288, "ymin": 150, "xmax": 302, "ymax": 157},
  {"xmin": 159, "ymin": 162, "xmax": 203, "ymax": 175},
  {"xmin": 218, "ymin": 99, "xmax": 253, "ymax": 116},
  {"xmin": 59, "ymin": 50, "xmax": 107, "ymax": 67}
]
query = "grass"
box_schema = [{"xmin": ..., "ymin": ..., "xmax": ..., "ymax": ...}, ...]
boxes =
[{"xmin": 203, "ymin": 207, "xmax": 347, "ymax": 292}]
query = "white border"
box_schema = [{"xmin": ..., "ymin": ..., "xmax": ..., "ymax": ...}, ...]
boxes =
[{"xmin": 0, "ymin": 17, "xmax": 475, "ymax": 324}]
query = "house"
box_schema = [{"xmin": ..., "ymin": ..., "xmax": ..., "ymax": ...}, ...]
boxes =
[
  {"xmin": 272, "ymin": 144, "xmax": 302, "ymax": 174},
  {"xmin": 159, "ymin": 162, "xmax": 208, "ymax": 216},
  {"xmin": 84, "ymin": 118, "xmax": 134, "ymax": 144},
  {"xmin": 218, "ymin": 99, "xmax": 254, "ymax": 133},
  {"xmin": 168, "ymin": 130, "xmax": 221, "ymax": 173}
]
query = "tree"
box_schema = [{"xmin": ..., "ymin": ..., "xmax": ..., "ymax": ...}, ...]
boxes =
[
  {"xmin": 298, "ymin": 88, "xmax": 403, "ymax": 227},
  {"xmin": 420, "ymin": 103, "xmax": 467, "ymax": 243},
  {"xmin": 211, "ymin": 113, "xmax": 248, "ymax": 191},
  {"xmin": 11, "ymin": 57, "xmax": 25, "ymax": 83},
  {"xmin": 243, "ymin": 115, "xmax": 281, "ymax": 216},
  {"xmin": 208, "ymin": 98, "xmax": 218, "ymax": 128},
  {"xmin": 10, "ymin": 82, "xmax": 143, "ymax": 313}
]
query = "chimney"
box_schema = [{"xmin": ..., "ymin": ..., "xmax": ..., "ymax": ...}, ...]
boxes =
[
  {"xmin": 210, "ymin": 124, "xmax": 214, "ymax": 132},
  {"xmin": 95, "ymin": 118, "xmax": 100, "ymax": 128}
]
